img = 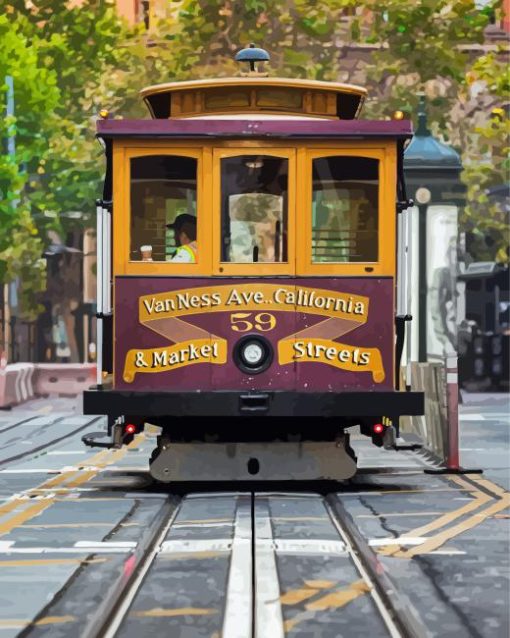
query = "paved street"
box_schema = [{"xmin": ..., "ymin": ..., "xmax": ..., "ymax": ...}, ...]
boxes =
[
  {"xmin": 0, "ymin": 393, "xmax": 507, "ymax": 637},
  {"xmin": 460, "ymin": 392, "xmax": 510, "ymax": 490}
]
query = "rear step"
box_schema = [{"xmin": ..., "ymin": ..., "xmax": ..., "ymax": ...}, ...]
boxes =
[
  {"xmin": 82, "ymin": 431, "xmax": 120, "ymax": 449},
  {"xmin": 82, "ymin": 419, "xmax": 123, "ymax": 449}
]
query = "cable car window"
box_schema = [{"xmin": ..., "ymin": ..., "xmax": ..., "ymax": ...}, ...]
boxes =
[
  {"xmin": 221, "ymin": 155, "xmax": 288, "ymax": 263},
  {"xmin": 130, "ymin": 155, "xmax": 197, "ymax": 262},
  {"xmin": 312, "ymin": 156, "xmax": 378, "ymax": 263}
]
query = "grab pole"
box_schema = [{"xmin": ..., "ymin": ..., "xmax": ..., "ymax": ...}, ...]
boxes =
[
  {"xmin": 405, "ymin": 206, "xmax": 413, "ymax": 390},
  {"xmin": 96, "ymin": 201, "xmax": 103, "ymax": 388}
]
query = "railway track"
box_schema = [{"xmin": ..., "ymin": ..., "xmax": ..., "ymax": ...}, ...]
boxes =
[
  {"xmin": 0, "ymin": 415, "xmax": 103, "ymax": 467},
  {"xmin": 2, "ymin": 417, "xmax": 505, "ymax": 638},
  {"xmin": 47, "ymin": 491, "xmax": 425, "ymax": 638}
]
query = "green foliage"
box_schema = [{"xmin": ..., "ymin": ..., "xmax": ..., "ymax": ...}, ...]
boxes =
[
  {"xmin": 135, "ymin": 0, "xmax": 350, "ymax": 81},
  {"xmin": 460, "ymin": 52, "xmax": 510, "ymax": 262},
  {"xmin": 0, "ymin": 14, "xmax": 59, "ymax": 318},
  {"xmin": 350, "ymin": 0, "xmax": 492, "ymax": 126},
  {"xmin": 0, "ymin": 0, "xmax": 507, "ymax": 323},
  {"xmin": 0, "ymin": 207, "xmax": 46, "ymax": 320},
  {"xmin": 0, "ymin": 1, "xmax": 136, "ymax": 319},
  {"xmin": 113, "ymin": 0, "xmax": 507, "ymax": 261},
  {"xmin": 3, "ymin": 0, "xmax": 133, "ymax": 234}
]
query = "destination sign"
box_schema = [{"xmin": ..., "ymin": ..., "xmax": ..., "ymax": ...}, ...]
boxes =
[{"xmin": 122, "ymin": 283, "xmax": 384, "ymax": 383}]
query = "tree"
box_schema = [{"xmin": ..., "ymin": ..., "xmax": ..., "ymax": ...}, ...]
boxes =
[
  {"xmin": 3, "ymin": 0, "xmax": 134, "ymax": 235},
  {"xmin": 348, "ymin": 0, "xmax": 492, "ymax": 125},
  {"xmin": 1, "ymin": 0, "xmax": 506, "ymax": 322},
  {"xmin": 459, "ymin": 51, "xmax": 509, "ymax": 261},
  {"xmin": 0, "ymin": 15, "xmax": 59, "ymax": 320},
  {"xmin": 0, "ymin": 1, "xmax": 133, "ymax": 357}
]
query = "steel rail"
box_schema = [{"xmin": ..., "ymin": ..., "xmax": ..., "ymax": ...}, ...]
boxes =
[
  {"xmin": 0, "ymin": 415, "xmax": 40, "ymax": 435},
  {"xmin": 81, "ymin": 496, "xmax": 181, "ymax": 638},
  {"xmin": 0, "ymin": 416, "xmax": 102, "ymax": 467},
  {"xmin": 326, "ymin": 494, "xmax": 428, "ymax": 638}
]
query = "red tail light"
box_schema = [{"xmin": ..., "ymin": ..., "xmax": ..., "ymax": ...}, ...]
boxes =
[
  {"xmin": 125, "ymin": 423, "xmax": 137, "ymax": 435},
  {"xmin": 373, "ymin": 423, "xmax": 384, "ymax": 435}
]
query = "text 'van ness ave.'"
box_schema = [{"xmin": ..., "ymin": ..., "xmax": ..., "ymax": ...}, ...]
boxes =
[{"xmin": 140, "ymin": 284, "xmax": 369, "ymax": 321}]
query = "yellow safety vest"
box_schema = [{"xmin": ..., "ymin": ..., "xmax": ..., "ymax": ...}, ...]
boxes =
[{"xmin": 178, "ymin": 242, "xmax": 197, "ymax": 263}]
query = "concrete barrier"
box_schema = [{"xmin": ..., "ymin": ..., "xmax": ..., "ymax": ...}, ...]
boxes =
[
  {"xmin": 33, "ymin": 363, "xmax": 97, "ymax": 398},
  {"xmin": 0, "ymin": 363, "xmax": 36, "ymax": 408},
  {"xmin": 0, "ymin": 363, "xmax": 98, "ymax": 407},
  {"xmin": 400, "ymin": 361, "xmax": 449, "ymax": 464}
]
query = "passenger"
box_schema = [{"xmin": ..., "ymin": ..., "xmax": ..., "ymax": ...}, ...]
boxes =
[{"xmin": 166, "ymin": 214, "xmax": 197, "ymax": 263}]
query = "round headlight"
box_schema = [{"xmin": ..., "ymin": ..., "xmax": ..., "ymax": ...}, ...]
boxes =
[
  {"xmin": 242, "ymin": 341, "xmax": 264, "ymax": 366},
  {"xmin": 234, "ymin": 336, "xmax": 273, "ymax": 374}
]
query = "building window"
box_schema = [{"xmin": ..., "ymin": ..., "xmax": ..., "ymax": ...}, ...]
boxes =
[
  {"xmin": 220, "ymin": 155, "xmax": 288, "ymax": 263},
  {"xmin": 130, "ymin": 155, "xmax": 197, "ymax": 262},
  {"xmin": 139, "ymin": 0, "xmax": 150, "ymax": 28},
  {"xmin": 311, "ymin": 156, "xmax": 378, "ymax": 263}
]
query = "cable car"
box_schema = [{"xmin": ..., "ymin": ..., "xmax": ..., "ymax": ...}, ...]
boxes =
[{"xmin": 83, "ymin": 46, "xmax": 424, "ymax": 481}]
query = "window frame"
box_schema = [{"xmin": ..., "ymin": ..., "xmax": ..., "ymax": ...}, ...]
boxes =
[
  {"xmin": 296, "ymin": 147, "xmax": 396, "ymax": 276},
  {"xmin": 114, "ymin": 145, "xmax": 212, "ymax": 275},
  {"xmin": 112, "ymin": 141, "xmax": 396, "ymax": 278},
  {"xmin": 212, "ymin": 147, "xmax": 296, "ymax": 276}
]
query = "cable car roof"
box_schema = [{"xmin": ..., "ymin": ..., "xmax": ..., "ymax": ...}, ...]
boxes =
[
  {"xmin": 97, "ymin": 118, "xmax": 412, "ymax": 140},
  {"xmin": 140, "ymin": 77, "xmax": 368, "ymax": 120}
]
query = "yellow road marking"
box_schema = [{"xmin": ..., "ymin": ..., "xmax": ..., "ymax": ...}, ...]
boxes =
[
  {"xmin": 281, "ymin": 588, "xmax": 320, "ymax": 605},
  {"xmin": 377, "ymin": 480, "xmax": 491, "ymax": 557},
  {"xmin": 461, "ymin": 474, "xmax": 508, "ymax": 498},
  {"xmin": 303, "ymin": 580, "xmax": 335, "ymax": 589},
  {"xmin": 25, "ymin": 496, "xmax": 121, "ymax": 503},
  {"xmin": 128, "ymin": 434, "xmax": 145, "ymax": 449},
  {"xmin": 86, "ymin": 476, "xmax": 140, "ymax": 487},
  {"xmin": 0, "ymin": 616, "xmax": 75, "ymax": 628},
  {"xmin": 0, "ymin": 558, "xmax": 107, "ymax": 567},
  {"xmin": 0, "ymin": 501, "xmax": 54, "ymax": 536},
  {"xmin": 52, "ymin": 497, "xmax": 130, "ymax": 502},
  {"xmin": 283, "ymin": 580, "xmax": 370, "ymax": 632},
  {"xmin": 0, "ymin": 500, "xmax": 26, "ymax": 517},
  {"xmin": 21, "ymin": 523, "xmax": 114, "ymax": 529},
  {"xmin": 409, "ymin": 474, "xmax": 509, "ymax": 537},
  {"xmin": 42, "ymin": 471, "xmax": 80, "ymax": 489},
  {"xmin": 0, "ymin": 434, "xmax": 145, "ymax": 536},
  {"xmin": 35, "ymin": 615, "xmax": 76, "ymax": 626},
  {"xmin": 447, "ymin": 474, "xmax": 479, "ymax": 491},
  {"xmin": 80, "ymin": 448, "xmax": 113, "ymax": 467},
  {"xmin": 131, "ymin": 607, "xmax": 217, "ymax": 618},
  {"xmin": 401, "ymin": 494, "xmax": 510, "ymax": 558},
  {"xmin": 305, "ymin": 580, "xmax": 371, "ymax": 611},
  {"xmin": 375, "ymin": 474, "xmax": 510, "ymax": 558},
  {"xmin": 95, "ymin": 449, "xmax": 129, "ymax": 468},
  {"xmin": 359, "ymin": 488, "xmax": 470, "ymax": 495},
  {"xmin": 64, "ymin": 470, "xmax": 100, "ymax": 488},
  {"xmin": 398, "ymin": 491, "xmax": 490, "ymax": 537},
  {"xmin": 281, "ymin": 580, "xmax": 336, "ymax": 606}
]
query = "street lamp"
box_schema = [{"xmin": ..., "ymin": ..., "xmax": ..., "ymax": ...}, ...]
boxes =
[{"xmin": 404, "ymin": 96, "xmax": 464, "ymax": 362}]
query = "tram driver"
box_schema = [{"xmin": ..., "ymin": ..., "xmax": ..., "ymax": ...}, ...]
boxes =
[{"xmin": 166, "ymin": 213, "xmax": 198, "ymax": 263}]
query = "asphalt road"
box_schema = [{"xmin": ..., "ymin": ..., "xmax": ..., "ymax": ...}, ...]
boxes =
[
  {"xmin": 459, "ymin": 392, "xmax": 510, "ymax": 490},
  {"xmin": 0, "ymin": 393, "xmax": 506, "ymax": 637}
]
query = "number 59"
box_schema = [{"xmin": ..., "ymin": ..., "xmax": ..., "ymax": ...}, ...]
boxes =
[{"xmin": 230, "ymin": 312, "xmax": 276, "ymax": 332}]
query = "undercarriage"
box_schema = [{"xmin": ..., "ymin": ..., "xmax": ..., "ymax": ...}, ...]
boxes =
[{"xmin": 149, "ymin": 437, "xmax": 358, "ymax": 482}]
